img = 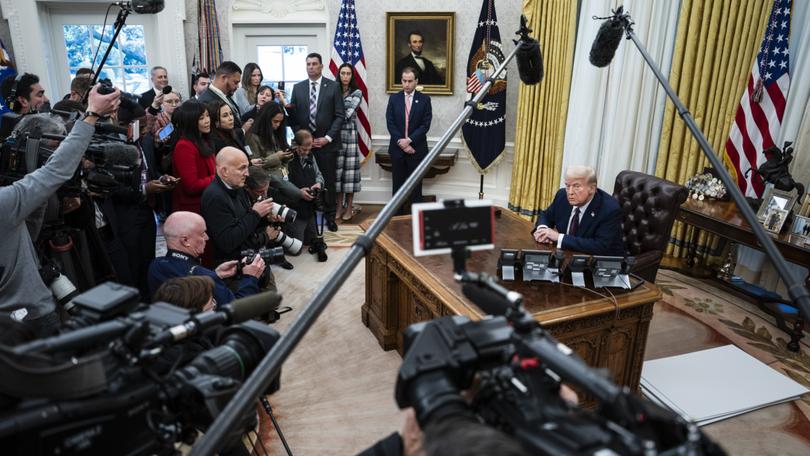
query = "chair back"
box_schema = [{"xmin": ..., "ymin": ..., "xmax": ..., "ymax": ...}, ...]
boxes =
[{"xmin": 613, "ymin": 171, "xmax": 688, "ymax": 256}]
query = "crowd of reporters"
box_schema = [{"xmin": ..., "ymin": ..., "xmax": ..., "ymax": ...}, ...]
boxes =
[{"xmin": 0, "ymin": 58, "xmax": 341, "ymax": 339}]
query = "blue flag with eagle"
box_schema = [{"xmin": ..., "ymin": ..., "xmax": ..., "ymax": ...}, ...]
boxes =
[
  {"xmin": 462, "ymin": 0, "xmax": 507, "ymax": 173},
  {"xmin": 0, "ymin": 39, "xmax": 16, "ymax": 115}
]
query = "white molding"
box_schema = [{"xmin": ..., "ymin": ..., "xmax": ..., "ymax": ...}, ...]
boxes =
[{"xmin": 228, "ymin": 0, "xmax": 332, "ymax": 58}]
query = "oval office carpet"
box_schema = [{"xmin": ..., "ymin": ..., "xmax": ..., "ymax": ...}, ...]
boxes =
[{"xmin": 241, "ymin": 213, "xmax": 810, "ymax": 455}]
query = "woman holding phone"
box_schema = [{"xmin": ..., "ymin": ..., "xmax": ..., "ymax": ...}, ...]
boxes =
[
  {"xmin": 171, "ymin": 100, "xmax": 215, "ymax": 214},
  {"xmin": 241, "ymin": 85, "xmax": 273, "ymax": 123},
  {"xmin": 245, "ymin": 102, "xmax": 293, "ymax": 176}
]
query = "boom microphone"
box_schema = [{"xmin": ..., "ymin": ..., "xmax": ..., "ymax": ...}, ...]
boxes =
[
  {"xmin": 114, "ymin": 0, "xmax": 165, "ymax": 14},
  {"xmin": 589, "ymin": 7, "xmax": 629, "ymax": 67},
  {"xmin": 515, "ymin": 15, "xmax": 544, "ymax": 84},
  {"xmin": 226, "ymin": 291, "xmax": 283, "ymax": 324}
]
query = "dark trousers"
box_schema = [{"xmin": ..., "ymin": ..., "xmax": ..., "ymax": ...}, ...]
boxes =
[
  {"xmin": 114, "ymin": 204, "xmax": 157, "ymax": 300},
  {"xmin": 391, "ymin": 149, "xmax": 426, "ymax": 212},
  {"xmin": 286, "ymin": 214, "xmax": 320, "ymax": 246},
  {"xmin": 313, "ymin": 148, "xmax": 337, "ymax": 220}
]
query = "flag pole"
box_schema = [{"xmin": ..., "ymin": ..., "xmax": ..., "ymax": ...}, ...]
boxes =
[
  {"xmin": 192, "ymin": 33, "xmax": 528, "ymax": 456},
  {"xmin": 612, "ymin": 12, "xmax": 810, "ymax": 320}
]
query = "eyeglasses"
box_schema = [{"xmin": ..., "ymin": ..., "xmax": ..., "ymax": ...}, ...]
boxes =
[{"xmin": 163, "ymin": 99, "xmax": 181, "ymax": 105}]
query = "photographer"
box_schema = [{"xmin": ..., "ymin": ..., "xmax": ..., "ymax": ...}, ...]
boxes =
[
  {"xmin": 148, "ymin": 211, "xmax": 265, "ymax": 306},
  {"xmin": 0, "ymin": 84, "xmax": 120, "ymax": 337},
  {"xmin": 201, "ymin": 147, "xmax": 278, "ymax": 291},
  {"xmin": 245, "ymin": 166, "xmax": 297, "ymax": 270},
  {"xmin": 288, "ymin": 129, "xmax": 328, "ymax": 262}
]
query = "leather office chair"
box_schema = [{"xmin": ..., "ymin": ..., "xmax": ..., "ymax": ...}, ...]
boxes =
[{"xmin": 613, "ymin": 171, "xmax": 688, "ymax": 283}]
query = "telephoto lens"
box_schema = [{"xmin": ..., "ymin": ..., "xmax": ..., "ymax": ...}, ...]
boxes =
[
  {"xmin": 270, "ymin": 203, "xmax": 297, "ymax": 223},
  {"xmin": 274, "ymin": 231, "xmax": 303, "ymax": 255}
]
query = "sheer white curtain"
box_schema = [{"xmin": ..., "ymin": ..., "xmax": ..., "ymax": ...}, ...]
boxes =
[
  {"xmin": 560, "ymin": 0, "xmax": 681, "ymax": 188},
  {"xmin": 736, "ymin": 0, "xmax": 810, "ymax": 293}
]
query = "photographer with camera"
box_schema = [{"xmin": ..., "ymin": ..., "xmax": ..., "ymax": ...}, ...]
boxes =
[
  {"xmin": 201, "ymin": 147, "xmax": 279, "ymax": 292},
  {"xmin": 0, "ymin": 83, "xmax": 120, "ymax": 337},
  {"xmin": 245, "ymin": 166, "xmax": 300, "ymax": 270},
  {"xmin": 287, "ymin": 129, "xmax": 328, "ymax": 262},
  {"xmin": 148, "ymin": 211, "xmax": 265, "ymax": 306}
]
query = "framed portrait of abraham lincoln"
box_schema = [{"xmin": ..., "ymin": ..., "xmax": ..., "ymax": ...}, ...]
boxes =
[{"xmin": 386, "ymin": 12, "xmax": 455, "ymax": 95}]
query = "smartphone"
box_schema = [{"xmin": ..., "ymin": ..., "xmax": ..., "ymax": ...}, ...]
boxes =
[
  {"xmin": 158, "ymin": 123, "xmax": 174, "ymax": 141},
  {"xmin": 278, "ymin": 81, "xmax": 285, "ymax": 91}
]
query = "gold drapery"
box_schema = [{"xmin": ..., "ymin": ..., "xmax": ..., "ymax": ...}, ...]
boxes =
[
  {"xmin": 655, "ymin": 0, "xmax": 772, "ymax": 261},
  {"xmin": 508, "ymin": 0, "xmax": 578, "ymax": 220}
]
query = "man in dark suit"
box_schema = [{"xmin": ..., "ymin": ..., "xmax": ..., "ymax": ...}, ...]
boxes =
[
  {"xmin": 386, "ymin": 67, "xmax": 432, "ymax": 211},
  {"xmin": 395, "ymin": 31, "xmax": 442, "ymax": 85},
  {"xmin": 138, "ymin": 66, "xmax": 168, "ymax": 109},
  {"xmin": 287, "ymin": 53, "xmax": 344, "ymax": 231},
  {"xmin": 197, "ymin": 61, "xmax": 244, "ymax": 130},
  {"xmin": 532, "ymin": 165, "xmax": 626, "ymax": 256}
]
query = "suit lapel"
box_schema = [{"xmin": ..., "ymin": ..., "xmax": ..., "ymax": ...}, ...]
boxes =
[{"xmin": 577, "ymin": 191, "xmax": 602, "ymax": 236}]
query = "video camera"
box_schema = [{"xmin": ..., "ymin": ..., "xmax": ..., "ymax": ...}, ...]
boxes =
[{"xmin": 0, "ymin": 281, "xmax": 282, "ymax": 455}]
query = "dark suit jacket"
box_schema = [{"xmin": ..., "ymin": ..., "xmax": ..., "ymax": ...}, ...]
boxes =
[
  {"xmin": 288, "ymin": 77, "xmax": 344, "ymax": 153},
  {"xmin": 386, "ymin": 90, "xmax": 432, "ymax": 157},
  {"xmin": 139, "ymin": 88, "xmax": 156, "ymax": 109},
  {"xmin": 534, "ymin": 188, "xmax": 626, "ymax": 256},
  {"xmin": 395, "ymin": 54, "xmax": 442, "ymax": 85},
  {"xmin": 197, "ymin": 88, "xmax": 243, "ymax": 129}
]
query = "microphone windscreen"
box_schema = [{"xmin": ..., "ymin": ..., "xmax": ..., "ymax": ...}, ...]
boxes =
[
  {"xmin": 462, "ymin": 283, "xmax": 510, "ymax": 316},
  {"xmin": 131, "ymin": 0, "xmax": 166, "ymax": 14},
  {"xmin": 516, "ymin": 38, "xmax": 544, "ymax": 84},
  {"xmin": 97, "ymin": 142, "xmax": 140, "ymax": 168},
  {"xmin": 229, "ymin": 291, "xmax": 282, "ymax": 323},
  {"xmin": 589, "ymin": 17, "xmax": 625, "ymax": 67},
  {"xmin": 162, "ymin": 85, "xmax": 173, "ymax": 95}
]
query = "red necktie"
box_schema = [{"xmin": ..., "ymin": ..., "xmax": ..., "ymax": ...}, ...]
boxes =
[
  {"xmin": 404, "ymin": 93, "xmax": 411, "ymax": 139},
  {"xmin": 568, "ymin": 207, "xmax": 580, "ymax": 235}
]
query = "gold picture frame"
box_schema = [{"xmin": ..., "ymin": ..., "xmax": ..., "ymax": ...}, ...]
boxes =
[
  {"xmin": 386, "ymin": 12, "xmax": 454, "ymax": 95},
  {"xmin": 757, "ymin": 187, "xmax": 798, "ymax": 234}
]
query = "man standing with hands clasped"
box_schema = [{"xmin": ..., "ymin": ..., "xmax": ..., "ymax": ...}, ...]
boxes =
[{"xmin": 386, "ymin": 67, "xmax": 432, "ymax": 214}]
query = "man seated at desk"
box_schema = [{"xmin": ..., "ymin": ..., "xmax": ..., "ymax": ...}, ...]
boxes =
[{"xmin": 532, "ymin": 165, "xmax": 626, "ymax": 256}]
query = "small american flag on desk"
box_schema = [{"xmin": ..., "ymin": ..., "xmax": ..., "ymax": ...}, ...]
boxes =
[{"xmin": 328, "ymin": 0, "xmax": 371, "ymax": 159}]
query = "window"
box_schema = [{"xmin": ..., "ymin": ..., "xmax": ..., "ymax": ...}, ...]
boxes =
[
  {"xmin": 257, "ymin": 45, "xmax": 309, "ymax": 93},
  {"xmin": 62, "ymin": 24, "xmax": 149, "ymax": 94}
]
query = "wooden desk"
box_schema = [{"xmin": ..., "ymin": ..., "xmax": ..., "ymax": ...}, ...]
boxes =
[
  {"xmin": 360, "ymin": 209, "xmax": 662, "ymax": 395},
  {"xmin": 677, "ymin": 199, "xmax": 810, "ymax": 268}
]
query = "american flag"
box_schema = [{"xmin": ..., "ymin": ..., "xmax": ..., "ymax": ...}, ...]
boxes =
[
  {"xmin": 724, "ymin": 0, "xmax": 791, "ymax": 197},
  {"xmin": 328, "ymin": 0, "xmax": 371, "ymax": 159},
  {"xmin": 467, "ymin": 69, "xmax": 484, "ymax": 94}
]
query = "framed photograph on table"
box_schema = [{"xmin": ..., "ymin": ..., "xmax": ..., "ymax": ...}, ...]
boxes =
[
  {"xmin": 799, "ymin": 194, "xmax": 810, "ymax": 217},
  {"xmin": 791, "ymin": 215, "xmax": 810, "ymax": 242},
  {"xmin": 386, "ymin": 12, "xmax": 454, "ymax": 95},
  {"xmin": 756, "ymin": 187, "xmax": 798, "ymax": 225}
]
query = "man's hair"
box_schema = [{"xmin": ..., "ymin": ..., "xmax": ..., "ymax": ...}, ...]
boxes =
[
  {"xmin": 1, "ymin": 73, "xmax": 40, "ymax": 113},
  {"xmin": 423, "ymin": 417, "xmax": 529, "ymax": 456},
  {"xmin": 293, "ymin": 129, "xmax": 313, "ymax": 145},
  {"xmin": 565, "ymin": 165, "xmax": 598, "ymax": 185},
  {"xmin": 246, "ymin": 165, "xmax": 270, "ymax": 189},
  {"xmin": 70, "ymin": 76, "xmax": 93, "ymax": 98},
  {"xmin": 306, "ymin": 52, "xmax": 323, "ymax": 64},
  {"xmin": 153, "ymin": 276, "xmax": 214, "ymax": 313},
  {"xmin": 12, "ymin": 113, "xmax": 66, "ymax": 139},
  {"xmin": 75, "ymin": 67, "xmax": 94, "ymax": 78},
  {"xmin": 150, "ymin": 66, "xmax": 167, "ymax": 77},
  {"xmin": 401, "ymin": 66, "xmax": 419, "ymax": 80},
  {"xmin": 215, "ymin": 61, "xmax": 242, "ymax": 77},
  {"xmin": 407, "ymin": 31, "xmax": 424, "ymax": 42}
]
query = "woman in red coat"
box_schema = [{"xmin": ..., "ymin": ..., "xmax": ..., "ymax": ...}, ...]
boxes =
[{"xmin": 171, "ymin": 100, "xmax": 215, "ymax": 214}]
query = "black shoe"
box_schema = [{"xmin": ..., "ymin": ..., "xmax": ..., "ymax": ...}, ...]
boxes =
[
  {"xmin": 279, "ymin": 260, "xmax": 294, "ymax": 270},
  {"xmin": 312, "ymin": 240, "xmax": 328, "ymax": 262},
  {"xmin": 327, "ymin": 220, "xmax": 338, "ymax": 232}
]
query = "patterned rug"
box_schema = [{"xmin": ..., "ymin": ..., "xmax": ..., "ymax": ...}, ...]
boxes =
[{"xmin": 651, "ymin": 269, "xmax": 810, "ymax": 454}]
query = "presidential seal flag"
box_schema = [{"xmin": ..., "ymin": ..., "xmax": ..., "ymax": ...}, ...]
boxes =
[
  {"xmin": 462, "ymin": 0, "xmax": 507, "ymax": 173},
  {"xmin": 0, "ymin": 39, "xmax": 16, "ymax": 114}
]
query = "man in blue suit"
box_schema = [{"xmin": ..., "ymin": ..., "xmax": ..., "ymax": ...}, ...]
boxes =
[
  {"xmin": 533, "ymin": 165, "xmax": 626, "ymax": 256},
  {"xmin": 386, "ymin": 67, "xmax": 433, "ymax": 210}
]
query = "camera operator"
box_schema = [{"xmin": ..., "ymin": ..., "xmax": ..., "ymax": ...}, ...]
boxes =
[
  {"xmin": 0, "ymin": 73, "xmax": 50, "ymax": 140},
  {"xmin": 288, "ymin": 129, "xmax": 328, "ymax": 262},
  {"xmin": 0, "ymin": 84, "xmax": 120, "ymax": 337},
  {"xmin": 201, "ymin": 146, "xmax": 279, "ymax": 292},
  {"xmin": 148, "ymin": 211, "xmax": 266, "ymax": 306},
  {"xmin": 245, "ymin": 166, "xmax": 298, "ymax": 270}
]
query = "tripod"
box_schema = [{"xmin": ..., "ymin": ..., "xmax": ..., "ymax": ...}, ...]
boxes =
[{"xmin": 259, "ymin": 396, "xmax": 293, "ymax": 456}]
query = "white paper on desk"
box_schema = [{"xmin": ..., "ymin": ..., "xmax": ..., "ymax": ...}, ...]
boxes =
[{"xmin": 641, "ymin": 345, "xmax": 808, "ymax": 425}]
